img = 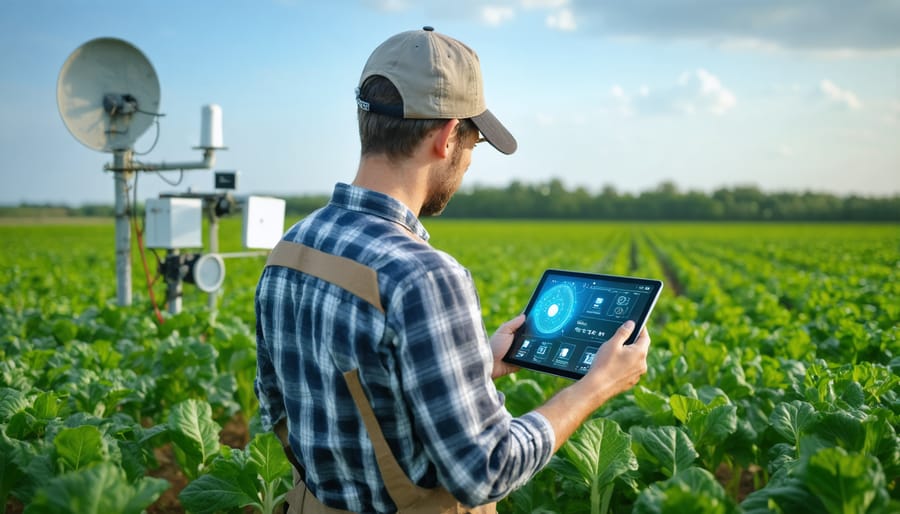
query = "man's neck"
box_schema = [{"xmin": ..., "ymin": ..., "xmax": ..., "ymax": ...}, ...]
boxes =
[{"xmin": 352, "ymin": 154, "xmax": 430, "ymax": 218}]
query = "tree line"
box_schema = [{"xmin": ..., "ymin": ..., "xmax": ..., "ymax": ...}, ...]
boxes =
[
  {"xmin": 2, "ymin": 180, "xmax": 898, "ymax": 221},
  {"xmin": 439, "ymin": 180, "xmax": 900, "ymax": 221}
]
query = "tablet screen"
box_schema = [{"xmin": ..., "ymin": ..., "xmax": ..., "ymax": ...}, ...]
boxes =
[{"xmin": 502, "ymin": 269, "xmax": 663, "ymax": 380}]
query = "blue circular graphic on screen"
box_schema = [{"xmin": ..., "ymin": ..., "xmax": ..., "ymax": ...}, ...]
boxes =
[{"xmin": 532, "ymin": 283, "xmax": 576, "ymax": 334}]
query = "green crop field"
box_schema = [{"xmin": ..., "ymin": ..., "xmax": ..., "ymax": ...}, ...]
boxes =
[{"xmin": 1, "ymin": 219, "xmax": 898, "ymax": 514}]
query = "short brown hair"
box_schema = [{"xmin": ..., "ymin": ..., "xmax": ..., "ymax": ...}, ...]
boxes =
[{"xmin": 358, "ymin": 76, "xmax": 478, "ymax": 160}]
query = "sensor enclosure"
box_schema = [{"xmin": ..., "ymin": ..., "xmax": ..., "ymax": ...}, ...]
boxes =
[{"xmin": 145, "ymin": 197, "xmax": 203, "ymax": 249}]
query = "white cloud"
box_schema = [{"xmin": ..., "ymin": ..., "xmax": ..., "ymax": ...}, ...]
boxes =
[
  {"xmin": 610, "ymin": 85, "xmax": 633, "ymax": 116},
  {"xmin": 776, "ymin": 144, "xmax": 794, "ymax": 158},
  {"xmin": 692, "ymin": 69, "xmax": 737, "ymax": 115},
  {"xmin": 363, "ymin": 0, "xmax": 411, "ymax": 12},
  {"xmin": 612, "ymin": 69, "xmax": 736, "ymax": 117},
  {"xmin": 521, "ymin": 0, "xmax": 569, "ymax": 8},
  {"xmin": 535, "ymin": 112, "xmax": 556, "ymax": 126},
  {"xmin": 819, "ymin": 79, "xmax": 863, "ymax": 110},
  {"xmin": 547, "ymin": 8, "xmax": 577, "ymax": 31},
  {"xmin": 568, "ymin": 2, "xmax": 900, "ymax": 53},
  {"xmin": 481, "ymin": 5, "xmax": 516, "ymax": 26}
]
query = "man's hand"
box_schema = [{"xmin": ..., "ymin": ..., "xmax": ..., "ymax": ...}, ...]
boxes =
[
  {"xmin": 581, "ymin": 320, "xmax": 650, "ymax": 404},
  {"xmin": 535, "ymin": 320, "xmax": 651, "ymax": 453},
  {"xmin": 490, "ymin": 314, "xmax": 525, "ymax": 379}
]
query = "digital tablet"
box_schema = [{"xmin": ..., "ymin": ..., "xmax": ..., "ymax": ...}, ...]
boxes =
[{"xmin": 503, "ymin": 269, "xmax": 663, "ymax": 380}]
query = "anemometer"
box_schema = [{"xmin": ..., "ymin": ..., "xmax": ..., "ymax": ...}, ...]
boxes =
[{"xmin": 57, "ymin": 37, "xmax": 285, "ymax": 316}]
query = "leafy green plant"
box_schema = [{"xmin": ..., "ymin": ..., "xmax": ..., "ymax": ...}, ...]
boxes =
[
  {"xmin": 179, "ymin": 432, "xmax": 292, "ymax": 514},
  {"xmin": 149, "ymin": 399, "xmax": 222, "ymax": 481},
  {"xmin": 23, "ymin": 463, "xmax": 168, "ymax": 514},
  {"xmin": 547, "ymin": 418, "xmax": 638, "ymax": 514},
  {"xmin": 630, "ymin": 426, "xmax": 698, "ymax": 480},
  {"xmin": 633, "ymin": 467, "xmax": 738, "ymax": 514}
]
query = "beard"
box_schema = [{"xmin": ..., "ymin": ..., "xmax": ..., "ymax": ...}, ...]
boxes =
[{"xmin": 420, "ymin": 142, "xmax": 466, "ymax": 217}]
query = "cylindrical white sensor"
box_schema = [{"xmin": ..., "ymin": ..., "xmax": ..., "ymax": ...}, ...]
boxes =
[{"xmin": 199, "ymin": 104, "xmax": 223, "ymax": 148}]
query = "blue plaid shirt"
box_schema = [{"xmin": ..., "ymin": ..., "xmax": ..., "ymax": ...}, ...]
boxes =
[{"xmin": 255, "ymin": 183, "xmax": 554, "ymax": 512}]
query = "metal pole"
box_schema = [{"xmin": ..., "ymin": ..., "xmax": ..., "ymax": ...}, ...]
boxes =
[
  {"xmin": 166, "ymin": 249, "xmax": 183, "ymax": 315},
  {"xmin": 113, "ymin": 150, "xmax": 133, "ymax": 306},
  {"xmin": 207, "ymin": 214, "xmax": 219, "ymax": 311}
]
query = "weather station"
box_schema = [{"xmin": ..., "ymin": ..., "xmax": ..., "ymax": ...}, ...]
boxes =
[{"xmin": 57, "ymin": 37, "xmax": 285, "ymax": 318}]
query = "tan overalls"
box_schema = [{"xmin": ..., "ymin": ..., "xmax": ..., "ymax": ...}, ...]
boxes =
[{"xmin": 266, "ymin": 240, "xmax": 497, "ymax": 514}]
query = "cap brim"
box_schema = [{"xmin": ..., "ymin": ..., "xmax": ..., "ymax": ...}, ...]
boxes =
[{"xmin": 471, "ymin": 109, "xmax": 517, "ymax": 155}]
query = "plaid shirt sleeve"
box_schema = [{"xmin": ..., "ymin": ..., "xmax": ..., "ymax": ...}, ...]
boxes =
[
  {"xmin": 388, "ymin": 259, "xmax": 555, "ymax": 506},
  {"xmin": 254, "ymin": 301, "xmax": 283, "ymax": 431}
]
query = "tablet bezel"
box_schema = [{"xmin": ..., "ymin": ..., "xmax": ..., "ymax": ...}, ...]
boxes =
[{"xmin": 502, "ymin": 269, "xmax": 663, "ymax": 380}]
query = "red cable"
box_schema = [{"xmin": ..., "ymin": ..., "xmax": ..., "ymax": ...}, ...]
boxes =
[{"xmin": 132, "ymin": 214, "xmax": 166, "ymax": 325}]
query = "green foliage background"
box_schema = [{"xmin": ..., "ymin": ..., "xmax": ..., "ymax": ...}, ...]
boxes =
[{"xmin": 1, "ymin": 219, "xmax": 898, "ymax": 513}]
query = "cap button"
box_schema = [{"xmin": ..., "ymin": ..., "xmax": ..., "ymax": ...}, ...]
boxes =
[{"xmin": 423, "ymin": 26, "xmax": 434, "ymax": 31}]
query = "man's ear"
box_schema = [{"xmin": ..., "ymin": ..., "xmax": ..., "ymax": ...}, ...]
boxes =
[{"xmin": 432, "ymin": 119, "xmax": 459, "ymax": 159}]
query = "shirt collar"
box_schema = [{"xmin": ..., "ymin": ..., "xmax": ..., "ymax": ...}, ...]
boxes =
[{"xmin": 331, "ymin": 183, "xmax": 430, "ymax": 242}]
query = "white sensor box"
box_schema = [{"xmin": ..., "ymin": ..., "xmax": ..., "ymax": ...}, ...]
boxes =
[
  {"xmin": 145, "ymin": 197, "xmax": 203, "ymax": 249},
  {"xmin": 242, "ymin": 196, "xmax": 285, "ymax": 249}
]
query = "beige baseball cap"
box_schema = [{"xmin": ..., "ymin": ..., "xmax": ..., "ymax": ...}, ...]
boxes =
[{"xmin": 357, "ymin": 26, "xmax": 517, "ymax": 155}]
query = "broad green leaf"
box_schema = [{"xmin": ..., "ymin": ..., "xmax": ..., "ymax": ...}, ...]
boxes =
[
  {"xmin": 116, "ymin": 438, "xmax": 148, "ymax": 483},
  {"xmin": 696, "ymin": 386, "xmax": 730, "ymax": 407},
  {"xmin": 836, "ymin": 380, "xmax": 865, "ymax": 409},
  {"xmin": 813, "ymin": 411, "xmax": 866, "ymax": 452},
  {"xmin": 51, "ymin": 319, "xmax": 78, "ymax": 344},
  {"xmin": 657, "ymin": 487, "xmax": 728, "ymax": 514},
  {"xmin": 669, "ymin": 395, "xmax": 705, "ymax": 424},
  {"xmin": 504, "ymin": 472, "xmax": 559, "ymax": 514},
  {"xmin": 862, "ymin": 410, "xmax": 900, "ymax": 479},
  {"xmin": 249, "ymin": 432, "xmax": 293, "ymax": 484},
  {"xmin": 769, "ymin": 401, "xmax": 817, "ymax": 446},
  {"xmin": 716, "ymin": 358, "xmax": 752, "ymax": 402},
  {"xmin": 633, "ymin": 467, "xmax": 736, "ymax": 514},
  {"xmin": 803, "ymin": 447, "xmax": 889, "ymax": 514},
  {"xmin": 767, "ymin": 442, "xmax": 797, "ymax": 473},
  {"xmin": 572, "ymin": 418, "xmax": 635, "ymax": 484},
  {"xmin": 741, "ymin": 475, "xmax": 825, "ymax": 514},
  {"xmin": 31, "ymin": 391, "xmax": 62, "ymax": 420},
  {"xmin": 23, "ymin": 462, "xmax": 168, "ymax": 514},
  {"xmin": 179, "ymin": 474, "xmax": 258, "ymax": 514},
  {"xmin": 548, "ymin": 417, "xmax": 637, "ymax": 508},
  {"xmin": 719, "ymin": 417, "xmax": 758, "ymax": 467},
  {"xmin": 502, "ymin": 379, "xmax": 546, "ymax": 417},
  {"xmin": 168, "ymin": 399, "xmax": 221, "ymax": 479},
  {"xmin": 5, "ymin": 411, "xmax": 37, "ymax": 439},
  {"xmin": 686, "ymin": 404, "xmax": 738, "ymax": 448},
  {"xmin": 0, "ymin": 387, "xmax": 28, "ymax": 422},
  {"xmin": 180, "ymin": 447, "xmax": 264, "ymax": 514},
  {"xmin": 631, "ymin": 426, "xmax": 698, "ymax": 478},
  {"xmin": 634, "ymin": 386, "xmax": 674, "ymax": 425},
  {"xmin": 53, "ymin": 425, "xmax": 104, "ymax": 473},
  {"xmin": 0, "ymin": 432, "xmax": 27, "ymax": 510}
]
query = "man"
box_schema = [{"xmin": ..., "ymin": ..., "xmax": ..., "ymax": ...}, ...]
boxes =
[{"xmin": 255, "ymin": 27, "xmax": 650, "ymax": 513}]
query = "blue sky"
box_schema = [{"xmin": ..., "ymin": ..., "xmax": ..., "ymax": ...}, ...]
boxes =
[{"xmin": 1, "ymin": 0, "xmax": 898, "ymax": 206}]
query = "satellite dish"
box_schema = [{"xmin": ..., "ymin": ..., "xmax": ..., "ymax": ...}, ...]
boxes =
[{"xmin": 57, "ymin": 37, "xmax": 161, "ymax": 152}]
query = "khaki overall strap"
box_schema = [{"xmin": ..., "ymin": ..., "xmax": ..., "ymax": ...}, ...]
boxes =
[
  {"xmin": 267, "ymin": 240, "xmax": 384, "ymax": 313},
  {"xmin": 267, "ymin": 240, "xmax": 495, "ymax": 512},
  {"xmin": 343, "ymin": 368, "xmax": 434, "ymax": 508}
]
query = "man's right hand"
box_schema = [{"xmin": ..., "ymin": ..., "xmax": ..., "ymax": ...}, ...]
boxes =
[
  {"xmin": 581, "ymin": 320, "xmax": 650, "ymax": 401},
  {"xmin": 534, "ymin": 319, "xmax": 651, "ymax": 453}
]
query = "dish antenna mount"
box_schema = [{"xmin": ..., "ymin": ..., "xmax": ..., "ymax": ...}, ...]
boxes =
[{"xmin": 57, "ymin": 37, "xmax": 226, "ymax": 307}]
